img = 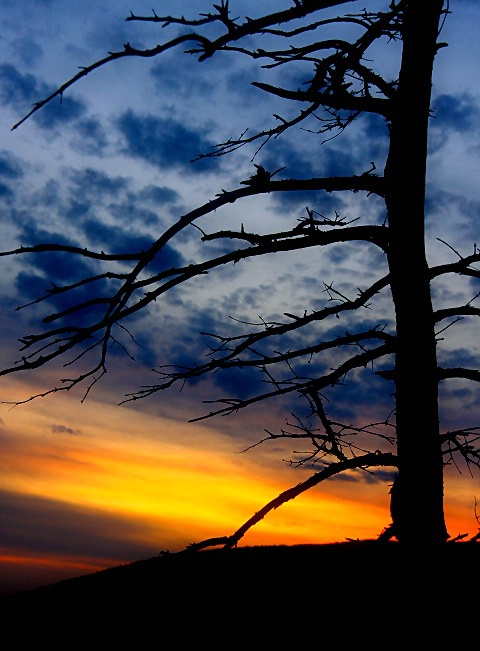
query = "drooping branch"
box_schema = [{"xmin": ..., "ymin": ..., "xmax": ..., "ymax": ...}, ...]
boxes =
[
  {"xmin": 10, "ymin": 32, "xmax": 214, "ymax": 131},
  {"xmin": 11, "ymin": 0, "xmax": 400, "ymax": 161},
  {"xmin": 8, "ymin": 1, "xmax": 359, "ymax": 130},
  {"xmin": 179, "ymin": 423, "xmax": 480, "ymax": 552},
  {"xmin": 181, "ymin": 422, "xmax": 480, "ymax": 553},
  {"xmin": 182, "ymin": 450, "xmax": 398, "ymax": 551},
  {"xmin": 168, "ymin": 341, "xmax": 394, "ymax": 421}
]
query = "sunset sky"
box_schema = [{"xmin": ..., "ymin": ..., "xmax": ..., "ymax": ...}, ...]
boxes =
[{"xmin": 1, "ymin": 0, "xmax": 480, "ymax": 595}]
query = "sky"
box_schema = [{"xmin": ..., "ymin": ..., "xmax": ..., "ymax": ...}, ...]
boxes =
[{"xmin": 1, "ymin": 0, "xmax": 480, "ymax": 594}]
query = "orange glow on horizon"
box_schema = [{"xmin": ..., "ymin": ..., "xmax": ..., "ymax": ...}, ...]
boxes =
[
  {"xmin": 0, "ymin": 550, "xmax": 106, "ymax": 574},
  {"xmin": 1, "ymin": 377, "xmax": 479, "ymax": 592}
]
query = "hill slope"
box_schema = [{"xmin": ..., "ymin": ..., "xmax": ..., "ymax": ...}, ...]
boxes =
[
  {"xmin": 2, "ymin": 540, "xmax": 477, "ymax": 604},
  {"xmin": 1, "ymin": 542, "xmax": 477, "ymax": 642}
]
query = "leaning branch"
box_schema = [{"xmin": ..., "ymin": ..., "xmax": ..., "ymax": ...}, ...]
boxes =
[
  {"xmin": 10, "ymin": 1, "xmax": 366, "ymax": 131},
  {"xmin": 183, "ymin": 450, "xmax": 398, "ymax": 551}
]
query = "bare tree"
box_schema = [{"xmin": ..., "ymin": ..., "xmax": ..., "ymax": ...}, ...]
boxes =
[{"xmin": 2, "ymin": 0, "xmax": 480, "ymax": 545}]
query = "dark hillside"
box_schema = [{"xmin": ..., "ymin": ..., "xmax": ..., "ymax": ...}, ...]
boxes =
[
  {"xmin": 2, "ymin": 541, "xmax": 477, "ymax": 645},
  {"xmin": 2, "ymin": 541, "xmax": 476, "ymax": 609}
]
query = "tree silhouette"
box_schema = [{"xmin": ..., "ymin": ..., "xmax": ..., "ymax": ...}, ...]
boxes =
[{"xmin": 2, "ymin": 0, "xmax": 480, "ymax": 545}]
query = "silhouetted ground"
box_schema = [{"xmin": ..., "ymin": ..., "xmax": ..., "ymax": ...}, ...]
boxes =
[
  {"xmin": 2, "ymin": 541, "xmax": 477, "ymax": 600},
  {"xmin": 2, "ymin": 541, "xmax": 477, "ymax": 639}
]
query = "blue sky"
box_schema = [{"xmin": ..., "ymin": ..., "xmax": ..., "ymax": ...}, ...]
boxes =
[{"xmin": 1, "ymin": 0, "xmax": 480, "ymax": 593}]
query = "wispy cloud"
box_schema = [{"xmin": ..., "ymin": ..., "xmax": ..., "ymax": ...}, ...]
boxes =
[
  {"xmin": 116, "ymin": 109, "xmax": 223, "ymax": 173},
  {"xmin": 51, "ymin": 424, "xmax": 83, "ymax": 436}
]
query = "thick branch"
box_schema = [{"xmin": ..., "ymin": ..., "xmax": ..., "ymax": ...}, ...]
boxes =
[
  {"xmin": 184, "ymin": 451, "xmax": 398, "ymax": 551},
  {"xmin": 435, "ymin": 306, "xmax": 480, "ymax": 323},
  {"xmin": 252, "ymin": 81, "xmax": 391, "ymax": 117},
  {"xmin": 438, "ymin": 368, "xmax": 480, "ymax": 383}
]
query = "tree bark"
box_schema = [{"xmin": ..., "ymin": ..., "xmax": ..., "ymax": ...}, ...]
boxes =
[{"xmin": 385, "ymin": 1, "xmax": 448, "ymax": 543}]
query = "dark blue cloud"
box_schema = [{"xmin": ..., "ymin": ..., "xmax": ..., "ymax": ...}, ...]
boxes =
[
  {"xmin": 15, "ymin": 271, "xmax": 50, "ymax": 303},
  {"xmin": 13, "ymin": 217, "xmax": 182, "ymax": 334},
  {"xmin": 109, "ymin": 197, "xmax": 162, "ymax": 227},
  {"xmin": 65, "ymin": 171, "xmax": 180, "ymax": 226},
  {"xmin": 276, "ymin": 363, "xmax": 394, "ymax": 426},
  {"xmin": 262, "ymin": 140, "xmax": 360, "ymax": 182},
  {"xmin": 0, "ymin": 150, "xmax": 24, "ymax": 179},
  {"xmin": 13, "ymin": 223, "xmax": 108, "ymax": 325},
  {"xmin": 437, "ymin": 346, "xmax": 480, "ymax": 370},
  {"xmin": 83, "ymin": 12, "xmax": 142, "ymax": 53},
  {"xmin": 82, "ymin": 218, "xmax": 151, "ymax": 253},
  {"xmin": 0, "ymin": 183, "xmax": 14, "ymax": 200},
  {"xmin": 317, "ymin": 146, "xmax": 360, "ymax": 178},
  {"xmin": 324, "ymin": 242, "xmax": 360, "ymax": 266},
  {"xmin": 65, "ymin": 200, "xmax": 90, "ymax": 222},
  {"xmin": 327, "ymin": 368, "xmax": 394, "ymax": 421},
  {"xmin": 142, "ymin": 185, "xmax": 180, "ymax": 205},
  {"xmin": 15, "ymin": 240, "xmax": 97, "ymax": 309},
  {"xmin": 116, "ymin": 109, "xmax": 221, "ymax": 173},
  {"xmin": 259, "ymin": 141, "xmax": 315, "ymax": 181},
  {"xmin": 156, "ymin": 306, "xmax": 241, "ymax": 369},
  {"xmin": 18, "ymin": 221, "xmax": 78, "ymax": 249},
  {"xmin": 225, "ymin": 67, "xmax": 267, "ymax": 107},
  {"xmin": 0, "ymin": 488, "xmax": 158, "ymax": 562},
  {"xmin": 10, "ymin": 37, "xmax": 44, "ymax": 68},
  {"xmin": 26, "ymin": 250, "xmax": 92, "ymax": 284},
  {"xmin": 150, "ymin": 58, "xmax": 216, "ymax": 99},
  {"xmin": 82, "ymin": 218, "xmax": 184, "ymax": 272},
  {"xmin": 0, "ymin": 63, "xmax": 86, "ymax": 129},
  {"xmin": 166, "ymin": 305, "xmax": 396, "ymax": 413},
  {"xmin": 70, "ymin": 117, "xmax": 110, "ymax": 155},
  {"xmin": 258, "ymin": 143, "xmax": 347, "ymax": 213},
  {"xmin": 211, "ymin": 365, "xmax": 265, "ymax": 400},
  {"xmin": 68, "ymin": 167, "xmax": 129, "ymax": 201},
  {"xmin": 15, "ymin": 263, "xmax": 112, "ymax": 328},
  {"xmin": 358, "ymin": 113, "xmax": 390, "ymax": 166},
  {"xmin": 114, "ymin": 329, "xmax": 160, "ymax": 368},
  {"xmin": 0, "ymin": 63, "xmax": 45, "ymax": 107},
  {"xmin": 431, "ymin": 93, "xmax": 480, "ymax": 132},
  {"xmin": 255, "ymin": 100, "xmax": 388, "ymax": 180},
  {"xmin": 0, "ymin": 151, "xmax": 23, "ymax": 202},
  {"xmin": 426, "ymin": 189, "xmax": 480, "ymax": 243},
  {"xmin": 159, "ymin": 335, "xmax": 266, "ymax": 397},
  {"xmin": 218, "ymin": 78, "xmax": 388, "ymax": 213},
  {"xmin": 274, "ymin": 187, "xmax": 344, "ymax": 214}
]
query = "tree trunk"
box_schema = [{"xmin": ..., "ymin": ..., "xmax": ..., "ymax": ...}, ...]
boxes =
[{"xmin": 385, "ymin": 1, "xmax": 448, "ymax": 543}]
